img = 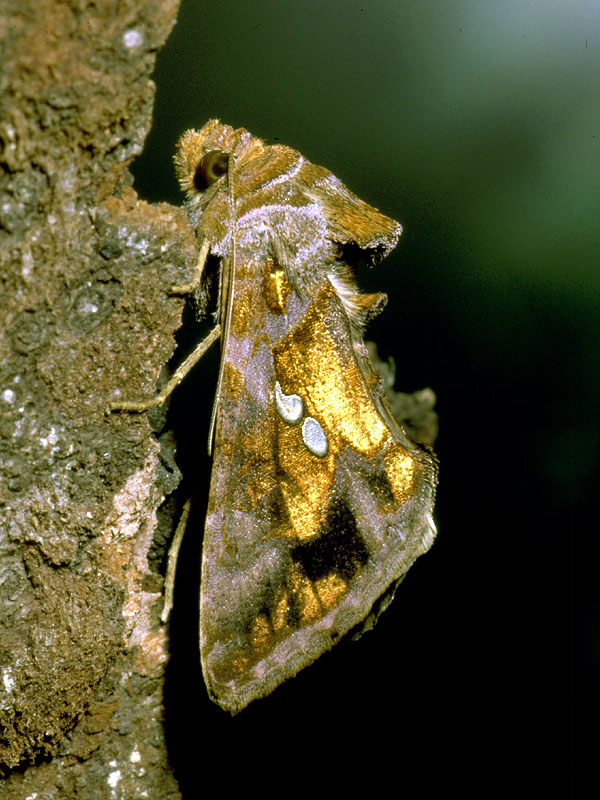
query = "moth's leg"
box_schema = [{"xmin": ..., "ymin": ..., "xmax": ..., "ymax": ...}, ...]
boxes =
[
  {"xmin": 160, "ymin": 498, "xmax": 192, "ymax": 623},
  {"xmin": 170, "ymin": 237, "xmax": 210, "ymax": 295},
  {"xmin": 110, "ymin": 324, "xmax": 221, "ymax": 412}
]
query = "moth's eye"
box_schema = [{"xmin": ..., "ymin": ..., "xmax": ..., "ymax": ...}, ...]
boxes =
[{"xmin": 193, "ymin": 150, "xmax": 229, "ymax": 191}]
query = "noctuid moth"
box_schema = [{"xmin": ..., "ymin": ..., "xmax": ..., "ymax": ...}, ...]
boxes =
[{"xmin": 114, "ymin": 120, "xmax": 438, "ymax": 713}]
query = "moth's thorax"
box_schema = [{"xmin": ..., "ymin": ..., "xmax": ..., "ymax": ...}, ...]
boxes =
[
  {"xmin": 175, "ymin": 120, "xmax": 402, "ymax": 282},
  {"xmin": 186, "ymin": 163, "xmax": 336, "ymax": 276}
]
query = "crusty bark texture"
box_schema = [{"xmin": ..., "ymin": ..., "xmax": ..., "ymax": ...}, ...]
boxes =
[{"xmin": 0, "ymin": 1, "xmax": 190, "ymax": 796}]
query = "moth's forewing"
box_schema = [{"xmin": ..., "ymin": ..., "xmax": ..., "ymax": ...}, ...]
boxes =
[{"xmin": 176, "ymin": 121, "xmax": 438, "ymax": 713}]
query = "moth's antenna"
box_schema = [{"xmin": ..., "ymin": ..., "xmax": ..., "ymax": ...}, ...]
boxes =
[{"xmin": 207, "ymin": 151, "xmax": 237, "ymax": 455}]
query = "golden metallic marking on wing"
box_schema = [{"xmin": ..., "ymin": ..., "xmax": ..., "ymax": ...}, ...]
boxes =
[
  {"xmin": 271, "ymin": 596, "xmax": 289, "ymax": 631},
  {"xmin": 313, "ymin": 572, "xmax": 347, "ymax": 610},
  {"xmin": 263, "ymin": 263, "xmax": 291, "ymax": 315},
  {"xmin": 226, "ymin": 265, "xmax": 261, "ymax": 340},
  {"xmin": 215, "ymin": 583, "xmax": 329, "ymax": 684},
  {"xmin": 384, "ymin": 446, "xmax": 416, "ymax": 506},
  {"xmin": 289, "ymin": 568, "xmax": 322, "ymax": 623},
  {"xmin": 274, "ymin": 283, "xmax": 391, "ymax": 458},
  {"xmin": 276, "ymin": 415, "xmax": 337, "ymax": 540},
  {"xmin": 244, "ymin": 567, "xmax": 350, "ymax": 669},
  {"xmin": 270, "ymin": 281, "xmax": 420, "ymax": 540}
]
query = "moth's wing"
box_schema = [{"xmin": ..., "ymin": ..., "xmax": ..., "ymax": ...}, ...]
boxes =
[
  {"xmin": 200, "ymin": 262, "xmax": 437, "ymax": 713},
  {"xmin": 299, "ymin": 162, "xmax": 403, "ymax": 261}
]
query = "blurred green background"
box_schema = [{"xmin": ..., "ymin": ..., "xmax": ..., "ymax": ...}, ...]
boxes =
[{"xmin": 132, "ymin": 0, "xmax": 593, "ymax": 792}]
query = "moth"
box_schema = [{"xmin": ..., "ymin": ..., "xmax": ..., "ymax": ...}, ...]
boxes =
[{"xmin": 115, "ymin": 120, "xmax": 438, "ymax": 713}]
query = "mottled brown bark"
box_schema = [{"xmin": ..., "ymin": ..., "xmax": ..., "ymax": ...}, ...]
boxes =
[{"xmin": 0, "ymin": 1, "xmax": 189, "ymax": 796}]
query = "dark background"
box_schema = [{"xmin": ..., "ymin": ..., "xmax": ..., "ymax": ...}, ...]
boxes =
[{"xmin": 131, "ymin": 1, "xmax": 595, "ymax": 795}]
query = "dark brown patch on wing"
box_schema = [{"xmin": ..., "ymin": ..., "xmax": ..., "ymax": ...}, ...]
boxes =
[{"xmin": 291, "ymin": 495, "xmax": 369, "ymax": 583}]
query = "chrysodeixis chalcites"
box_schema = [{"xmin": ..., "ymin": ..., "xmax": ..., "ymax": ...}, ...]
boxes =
[{"xmin": 116, "ymin": 120, "xmax": 438, "ymax": 713}]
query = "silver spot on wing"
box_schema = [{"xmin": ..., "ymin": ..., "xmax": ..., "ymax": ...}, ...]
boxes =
[
  {"xmin": 275, "ymin": 381, "xmax": 303, "ymax": 425},
  {"xmin": 302, "ymin": 417, "xmax": 328, "ymax": 458}
]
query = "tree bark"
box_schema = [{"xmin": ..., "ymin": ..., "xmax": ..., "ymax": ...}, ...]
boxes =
[{"xmin": 0, "ymin": 1, "xmax": 188, "ymax": 796}]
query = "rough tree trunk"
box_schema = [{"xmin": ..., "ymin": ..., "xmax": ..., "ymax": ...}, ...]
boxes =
[{"xmin": 0, "ymin": 1, "xmax": 189, "ymax": 796}]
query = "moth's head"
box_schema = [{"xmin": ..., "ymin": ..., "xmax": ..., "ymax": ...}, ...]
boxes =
[{"xmin": 174, "ymin": 119, "xmax": 265, "ymax": 200}]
